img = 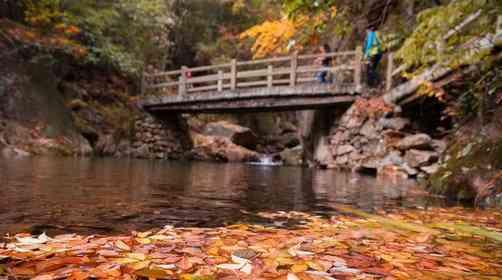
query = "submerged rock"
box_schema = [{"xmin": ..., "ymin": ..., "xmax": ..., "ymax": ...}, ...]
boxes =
[{"xmin": 280, "ymin": 145, "xmax": 303, "ymax": 166}]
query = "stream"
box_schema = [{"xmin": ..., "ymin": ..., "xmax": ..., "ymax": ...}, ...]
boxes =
[{"xmin": 0, "ymin": 157, "xmax": 442, "ymax": 236}]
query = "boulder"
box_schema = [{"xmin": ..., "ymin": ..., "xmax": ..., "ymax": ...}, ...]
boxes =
[
  {"xmin": 421, "ymin": 164, "xmax": 440, "ymax": 175},
  {"xmin": 378, "ymin": 165, "xmax": 409, "ymax": 179},
  {"xmin": 280, "ymin": 121, "xmax": 298, "ymax": 134},
  {"xmin": 360, "ymin": 120, "xmax": 382, "ymax": 139},
  {"xmin": 280, "ymin": 146, "xmax": 303, "ymax": 166},
  {"xmin": 397, "ymin": 134, "xmax": 432, "ymax": 150},
  {"xmin": 336, "ymin": 144, "xmax": 355, "ymax": 156},
  {"xmin": 1, "ymin": 146, "xmax": 31, "ymax": 158},
  {"xmin": 431, "ymin": 139, "xmax": 448, "ymax": 154},
  {"xmin": 340, "ymin": 107, "xmax": 367, "ymax": 129},
  {"xmin": 191, "ymin": 133, "xmax": 258, "ymax": 162},
  {"xmin": 95, "ymin": 134, "xmax": 117, "ymax": 156},
  {"xmin": 132, "ymin": 144, "xmax": 151, "ymax": 159},
  {"xmin": 404, "ymin": 149, "xmax": 438, "ymax": 168},
  {"xmin": 379, "ymin": 117, "xmax": 410, "ymax": 131},
  {"xmin": 381, "ymin": 150, "xmax": 404, "ymax": 166},
  {"xmin": 203, "ymin": 121, "xmax": 258, "ymax": 150}
]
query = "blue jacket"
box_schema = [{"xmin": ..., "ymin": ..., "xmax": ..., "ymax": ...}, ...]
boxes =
[{"xmin": 364, "ymin": 31, "xmax": 382, "ymax": 58}]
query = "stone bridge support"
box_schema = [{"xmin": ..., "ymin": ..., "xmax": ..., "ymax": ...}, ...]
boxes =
[
  {"xmin": 132, "ymin": 113, "xmax": 192, "ymax": 159},
  {"xmin": 298, "ymin": 107, "xmax": 348, "ymax": 167}
]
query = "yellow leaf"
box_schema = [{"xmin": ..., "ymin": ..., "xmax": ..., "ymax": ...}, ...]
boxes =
[{"xmin": 291, "ymin": 263, "xmax": 308, "ymax": 273}]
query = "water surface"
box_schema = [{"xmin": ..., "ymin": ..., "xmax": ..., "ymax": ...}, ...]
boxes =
[{"xmin": 0, "ymin": 158, "xmax": 434, "ymax": 235}]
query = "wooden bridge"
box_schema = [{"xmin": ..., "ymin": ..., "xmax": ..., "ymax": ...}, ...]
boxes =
[
  {"xmin": 139, "ymin": 48, "xmax": 364, "ymax": 113},
  {"xmin": 139, "ymin": 14, "xmax": 502, "ymax": 114}
]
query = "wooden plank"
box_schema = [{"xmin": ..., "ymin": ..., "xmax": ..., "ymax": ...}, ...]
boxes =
[
  {"xmin": 186, "ymin": 63, "xmax": 231, "ymax": 73},
  {"xmin": 217, "ymin": 70, "xmax": 223, "ymax": 92},
  {"xmin": 354, "ymin": 46, "xmax": 363, "ymax": 91},
  {"xmin": 188, "ymin": 84, "xmax": 219, "ymax": 92},
  {"xmin": 237, "ymin": 56, "xmax": 291, "ymax": 66},
  {"xmin": 267, "ymin": 65, "xmax": 273, "ymax": 88},
  {"xmin": 238, "ymin": 80, "xmax": 269, "ymax": 88},
  {"xmin": 386, "ymin": 52, "xmax": 394, "ymax": 92},
  {"xmin": 290, "ymin": 51, "xmax": 298, "ymax": 86},
  {"xmin": 230, "ymin": 59, "xmax": 237, "ymax": 90},
  {"xmin": 298, "ymin": 77, "xmax": 317, "ymax": 83}
]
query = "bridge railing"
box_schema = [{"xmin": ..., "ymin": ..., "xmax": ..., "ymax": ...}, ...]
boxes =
[{"xmin": 142, "ymin": 47, "xmax": 363, "ymax": 97}]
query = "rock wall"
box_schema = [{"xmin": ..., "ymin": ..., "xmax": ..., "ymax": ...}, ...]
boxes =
[
  {"xmin": 131, "ymin": 114, "xmax": 192, "ymax": 159},
  {"xmin": 327, "ymin": 98, "xmax": 445, "ymax": 179}
]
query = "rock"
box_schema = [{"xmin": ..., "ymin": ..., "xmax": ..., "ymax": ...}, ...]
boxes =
[
  {"xmin": 132, "ymin": 144, "xmax": 150, "ymax": 158},
  {"xmin": 336, "ymin": 155, "xmax": 349, "ymax": 165},
  {"xmin": 1, "ymin": 146, "xmax": 31, "ymax": 158},
  {"xmin": 314, "ymin": 136, "xmax": 333, "ymax": 168},
  {"xmin": 341, "ymin": 107, "xmax": 367, "ymax": 129},
  {"xmin": 379, "ymin": 118, "xmax": 410, "ymax": 130},
  {"xmin": 77, "ymin": 137, "xmax": 93, "ymax": 156},
  {"xmin": 404, "ymin": 149, "xmax": 438, "ymax": 168},
  {"xmin": 191, "ymin": 133, "xmax": 258, "ymax": 162},
  {"xmin": 383, "ymin": 130, "xmax": 406, "ymax": 149},
  {"xmin": 203, "ymin": 121, "xmax": 258, "ymax": 149},
  {"xmin": 431, "ymin": 139, "xmax": 447, "ymax": 154},
  {"xmin": 336, "ymin": 145, "xmax": 355, "ymax": 156},
  {"xmin": 280, "ymin": 145, "xmax": 303, "ymax": 166},
  {"xmin": 421, "ymin": 164, "xmax": 440, "ymax": 175},
  {"xmin": 360, "ymin": 120, "xmax": 381, "ymax": 139},
  {"xmin": 378, "ymin": 165, "xmax": 409, "ymax": 179},
  {"xmin": 280, "ymin": 121, "xmax": 297, "ymax": 134},
  {"xmin": 381, "ymin": 150, "xmax": 404, "ymax": 166},
  {"xmin": 95, "ymin": 134, "xmax": 117, "ymax": 156},
  {"xmin": 401, "ymin": 163, "xmax": 419, "ymax": 177},
  {"xmin": 397, "ymin": 134, "xmax": 432, "ymax": 150},
  {"xmin": 359, "ymin": 157, "xmax": 381, "ymax": 170}
]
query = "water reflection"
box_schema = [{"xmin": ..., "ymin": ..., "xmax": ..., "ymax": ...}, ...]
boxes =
[{"xmin": 0, "ymin": 158, "xmax": 430, "ymax": 235}]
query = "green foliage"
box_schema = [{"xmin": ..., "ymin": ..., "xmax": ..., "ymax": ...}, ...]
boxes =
[
  {"xmin": 64, "ymin": 0, "xmax": 171, "ymax": 76},
  {"xmin": 395, "ymin": 0, "xmax": 500, "ymax": 72}
]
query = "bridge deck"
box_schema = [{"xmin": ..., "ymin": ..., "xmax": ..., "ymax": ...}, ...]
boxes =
[{"xmin": 141, "ymin": 83, "xmax": 358, "ymax": 113}]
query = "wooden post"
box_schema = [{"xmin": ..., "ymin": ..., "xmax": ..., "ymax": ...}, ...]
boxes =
[
  {"xmin": 290, "ymin": 51, "xmax": 298, "ymax": 86},
  {"xmin": 230, "ymin": 59, "xmax": 237, "ymax": 90},
  {"xmin": 354, "ymin": 46, "xmax": 363, "ymax": 92},
  {"xmin": 267, "ymin": 65, "xmax": 273, "ymax": 88},
  {"xmin": 217, "ymin": 70, "xmax": 223, "ymax": 92},
  {"xmin": 386, "ymin": 52, "xmax": 394, "ymax": 92},
  {"xmin": 179, "ymin": 66, "xmax": 188, "ymax": 96}
]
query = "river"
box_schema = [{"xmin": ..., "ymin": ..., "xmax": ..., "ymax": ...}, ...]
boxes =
[{"xmin": 0, "ymin": 157, "xmax": 439, "ymax": 236}]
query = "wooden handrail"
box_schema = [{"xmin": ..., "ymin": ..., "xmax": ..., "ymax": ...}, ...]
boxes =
[{"xmin": 142, "ymin": 49, "xmax": 363, "ymax": 96}]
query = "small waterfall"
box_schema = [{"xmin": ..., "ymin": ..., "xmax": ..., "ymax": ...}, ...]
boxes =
[{"xmin": 248, "ymin": 155, "xmax": 282, "ymax": 166}]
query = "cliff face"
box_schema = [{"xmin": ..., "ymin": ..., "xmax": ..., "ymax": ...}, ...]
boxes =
[{"xmin": 0, "ymin": 30, "xmax": 192, "ymax": 159}]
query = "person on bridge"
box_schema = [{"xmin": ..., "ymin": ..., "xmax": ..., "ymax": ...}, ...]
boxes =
[
  {"xmin": 314, "ymin": 44, "xmax": 332, "ymax": 84},
  {"xmin": 363, "ymin": 26, "xmax": 383, "ymax": 88}
]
